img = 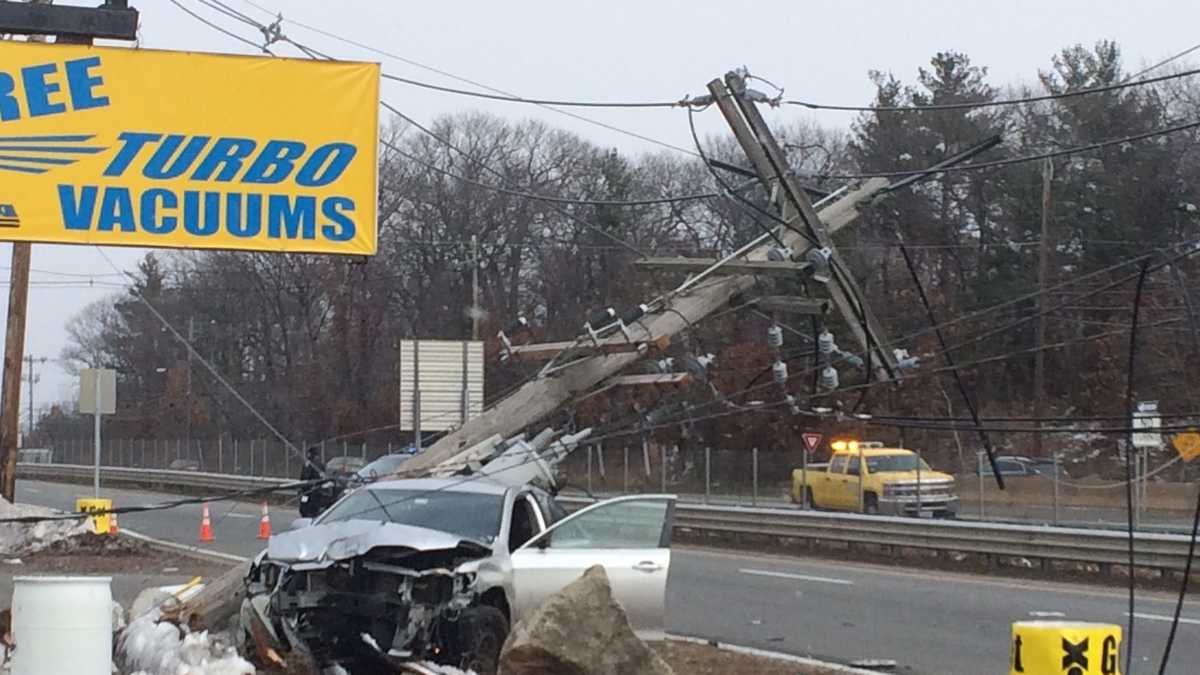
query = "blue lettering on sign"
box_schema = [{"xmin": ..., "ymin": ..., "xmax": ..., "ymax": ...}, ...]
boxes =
[
  {"xmin": 321, "ymin": 197, "xmax": 356, "ymax": 241},
  {"xmin": 141, "ymin": 189, "xmax": 177, "ymax": 234},
  {"xmin": 0, "ymin": 58, "xmax": 110, "ymax": 122},
  {"xmin": 61, "ymin": 131, "xmax": 364, "ymax": 246},
  {"xmin": 58, "ymin": 185, "xmax": 98, "ymax": 230},
  {"xmin": 144, "ymin": 135, "xmax": 210, "ymax": 180},
  {"xmin": 97, "ymin": 187, "xmax": 135, "ymax": 232},
  {"xmin": 268, "ymin": 195, "xmax": 316, "ymax": 240}
]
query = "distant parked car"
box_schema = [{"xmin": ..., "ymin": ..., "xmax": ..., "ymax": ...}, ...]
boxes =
[
  {"xmin": 356, "ymin": 453, "xmax": 411, "ymax": 480},
  {"xmin": 168, "ymin": 458, "xmax": 201, "ymax": 472},
  {"xmin": 975, "ymin": 455, "xmax": 1069, "ymax": 479},
  {"xmin": 325, "ymin": 455, "xmax": 367, "ymax": 478}
]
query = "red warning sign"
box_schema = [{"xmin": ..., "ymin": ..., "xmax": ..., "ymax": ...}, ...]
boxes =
[{"xmin": 802, "ymin": 432, "xmax": 823, "ymax": 453}]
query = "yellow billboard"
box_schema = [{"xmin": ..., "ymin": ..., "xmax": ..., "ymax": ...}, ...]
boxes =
[{"xmin": 0, "ymin": 42, "xmax": 379, "ymax": 255}]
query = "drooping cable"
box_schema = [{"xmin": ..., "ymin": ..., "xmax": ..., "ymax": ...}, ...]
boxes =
[
  {"xmin": 894, "ymin": 233, "xmax": 1005, "ymax": 487},
  {"xmin": 1123, "ymin": 261, "xmax": 1150, "ymax": 675},
  {"xmin": 788, "ymin": 68, "xmax": 1200, "ymax": 112},
  {"xmin": 1156, "ymin": 263, "xmax": 1200, "ymax": 675},
  {"xmin": 815, "ymin": 118, "xmax": 1200, "ymax": 179}
]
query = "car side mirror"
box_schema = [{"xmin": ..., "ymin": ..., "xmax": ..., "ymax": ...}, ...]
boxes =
[
  {"xmin": 290, "ymin": 517, "xmax": 313, "ymax": 530},
  {"xmin": 536, "ymin": 532, "xmax": 551, "ymax": 550}
]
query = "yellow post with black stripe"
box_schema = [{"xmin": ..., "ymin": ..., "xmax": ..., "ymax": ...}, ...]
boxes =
[
  {"xmin": 1011, "ymin": 621, "xmax": 1121, "ymax": 675},
  {"xmin": 75, "ymin": 497, "xmax": 112, "ymax": 535}
]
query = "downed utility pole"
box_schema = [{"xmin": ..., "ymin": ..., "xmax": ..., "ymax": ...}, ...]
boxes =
[
  {"xmin": 0, "ymin": 0, "xmax": 139, "ymax": 502},
  {"xmin": 707, "ymin": 71, "xmax": 898, "ymax": 382},
  {"xmin": 402, "ymin": 178, "xmax": 889, "ymax": 474}
]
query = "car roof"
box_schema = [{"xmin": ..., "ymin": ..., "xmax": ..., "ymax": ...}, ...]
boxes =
[
  {"xmin": 857, "ymin": 448, "xmax": 913, "ymax": 456},
  {"xmin": 364, "ymin": 477, "xmax": 512, "ymax": 496}
]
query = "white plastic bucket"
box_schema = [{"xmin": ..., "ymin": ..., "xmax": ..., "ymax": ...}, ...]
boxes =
[{"xmin": 11, "ymin": 576, "xmax": 113, "ymax": 675}]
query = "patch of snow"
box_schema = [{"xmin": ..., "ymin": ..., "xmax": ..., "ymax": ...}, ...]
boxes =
[
  {"xmin": 410, "ymin": 664, "xmax": 477, "ymax": 675},
  {"xmin": 934, "ymin": 141, "xmax": 946, "ymax": 153},
  {"xmin": 0, "ymin": 499, "xmax": 90, "ymax": 557},
  {"xmin": 1181, "ymin": 202, "xmax": 1198, "ymax": 213},
  {"xmin": 898, "ymin": 152, "xmax": 913, "ymax": 161},
  {"xmin": 119, "ymin": 609, "xmax": 252, "ymax": 675},
  {"xmin": 1082, "ymin": 206, "xmax": 1094, "ymax": 214}
]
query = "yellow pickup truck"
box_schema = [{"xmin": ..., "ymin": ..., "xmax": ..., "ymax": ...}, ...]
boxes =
[{"xmin": 791, "ymin": 442, "xmax": 958, "ymax": 518}]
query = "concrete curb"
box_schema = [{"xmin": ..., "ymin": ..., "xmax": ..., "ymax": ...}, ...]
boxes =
[
  {"xmin": 122, "ymin": 528, "xmax": 249, "ymax": 565},
  {"xmin": 664, "ymin": 634, "xmax": 886, "ymax": 675}
]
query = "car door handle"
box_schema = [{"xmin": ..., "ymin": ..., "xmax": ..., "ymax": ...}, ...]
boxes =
[{"xmin": 633, "ymin": 561, "xmax": 663, "ymax": 573}]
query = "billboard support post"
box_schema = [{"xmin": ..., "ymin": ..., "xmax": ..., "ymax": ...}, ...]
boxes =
[{"xmin": 0, "ymin": 1, "xmax": 129, "ymax": 502}]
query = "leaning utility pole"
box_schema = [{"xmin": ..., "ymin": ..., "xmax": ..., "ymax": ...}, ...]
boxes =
[
  {"xmin": 403, "ymin": 178, "xmax": 890, "ymax": 473},
  {"xmin": 0, "ymin": 0, "xmax": 138, "ymax": 501},
  {"xmin": 1033, "ymin": 159, "xmax": 1053, "ymax": 456},
  {"xmin": 708, "ymin": 71, "xmax": 898, "ymax": 382}
]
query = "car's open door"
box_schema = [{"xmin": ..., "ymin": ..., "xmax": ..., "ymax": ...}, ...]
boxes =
[{"xmin": 510, "ymin": 495, "xmax": 675, "ymax": 635}]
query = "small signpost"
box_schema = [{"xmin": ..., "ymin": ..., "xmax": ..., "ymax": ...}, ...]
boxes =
[
  {"xmin": 79, "ymin": 368, "xmax": 115, "ymax": 496},
  {"xmin": 1131, "ymin": 401, "xmax": 1162, "ymax": 527},
  {"xmin": 799, "ymin": 432, "xmax": 822, "ymax": 511},
  {"xmin": 802, "ymin": 432, "xmax": 823, "ymax": 454}
]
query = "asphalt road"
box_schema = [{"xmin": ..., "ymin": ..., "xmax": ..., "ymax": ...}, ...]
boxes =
[{"xmin": 15, "ymin": 479, "xmax": 1200, "ymax": 674}]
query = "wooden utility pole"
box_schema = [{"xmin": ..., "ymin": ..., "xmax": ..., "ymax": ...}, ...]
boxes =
[
  {"xmin": 0, "ymin": 0, "xmax": 131, "ymax": 501},
  {"xmin": 402, "ymin": 179, "xmax": 888, "ymax": 473},
  {"xmin": 0, "ymin": 0, "xmax": 48, "ymax": 502},
  {"xmin": 1033, "ymin": 159, "xmax": 1053, "ymax": 456}
]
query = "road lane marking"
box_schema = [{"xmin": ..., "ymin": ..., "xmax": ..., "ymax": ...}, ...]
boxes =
[
  {"xmin": 216, "ymin": 512, "xmax": 257, "ymax": 519},
  {"xmin": 739, "ymin": 568, "xmax": 854, "ymax": 586},
  {"xmin": 1128, "ymin": 612, "xmax": 1200, "ymax": 626},
  {"xmin": 1029, "ymin": 611, "xmax": 1066, "ymax": 618},
  {"xmin": 684, "ymin": 548, "xmax": 1197, "ymax": 606}
]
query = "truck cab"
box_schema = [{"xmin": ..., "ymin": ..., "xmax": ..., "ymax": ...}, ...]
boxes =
[{"xmin": 791, "ymin": 442, "xmax": 958, "ymax": 518}]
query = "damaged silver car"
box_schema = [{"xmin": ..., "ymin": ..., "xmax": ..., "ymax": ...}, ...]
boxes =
[{"xmin": 240, "ymin": 477, "xmax": 675, "ymax": 673}]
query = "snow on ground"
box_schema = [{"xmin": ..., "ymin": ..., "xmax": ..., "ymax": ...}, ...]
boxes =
[
  {"xmin": 408, "ymin": 664, "xmax": 477, "ymax": 675},
  {"xmin": 0, "ymin": 499, "xmax": 90, "ymax": 557},
  {"xmin": 119, "ymin": 609, "xmax": 252, "ymax": 675}
]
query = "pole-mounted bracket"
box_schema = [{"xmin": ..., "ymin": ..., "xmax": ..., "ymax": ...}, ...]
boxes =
[{"xmin": 0, "ymin": 1, "xmax": 139, "ymax": 41}]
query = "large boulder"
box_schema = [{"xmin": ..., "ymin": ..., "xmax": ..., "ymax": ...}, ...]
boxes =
[{"xmin": 499, "ymin": 565, "xmax": 673, "ymax": 675}]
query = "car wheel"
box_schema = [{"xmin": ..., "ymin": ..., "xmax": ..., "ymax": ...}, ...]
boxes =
[
  {"xmin": 863, "ymin": 493, "xmax": 879, "ymax": 515},
  {"xmin": 454, "ymin": 605, "xmax": 509, "ymax": 675}
]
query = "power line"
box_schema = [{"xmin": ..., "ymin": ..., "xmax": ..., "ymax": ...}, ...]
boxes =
[
  {"xmin": 815, "ymin": 117, "xmax": 1200, "ymax": 179},
  {"xmin": 165, "ymin": 0, "xmax": 272, "ymax": 54},
  {"xmin": 787, "ymin": 68, "xmax": 1200, "ymax": 113},
  {"xmin": 230, "ymin": 0, "xmax": 701, "ymax": 157}
]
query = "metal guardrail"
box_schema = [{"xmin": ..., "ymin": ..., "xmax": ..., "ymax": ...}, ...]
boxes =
[{"xmin": 20, "ymin": 463, "xmax": 1196, "ymax": 572}]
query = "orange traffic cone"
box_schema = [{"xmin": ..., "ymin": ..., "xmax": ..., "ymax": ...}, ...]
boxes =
[
  {"xmin": 108, "ymin": 511, "xmax": 119, "ymax": 536},
  {"xmin": 199, "ymin": 503, "xmax": 215, "ymax": 543},
  {"xmin": 257, "ymin": 501, "xmax": 272, "ymax": 540}
]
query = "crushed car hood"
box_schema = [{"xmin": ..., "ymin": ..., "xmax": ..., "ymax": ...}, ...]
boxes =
[{"xmin": 267, "ymin": 519, "xmax": 489, "ymax": 564}]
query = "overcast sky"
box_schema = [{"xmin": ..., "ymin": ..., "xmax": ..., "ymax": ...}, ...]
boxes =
[{"xmin": 5, "ymin": 0, "xmax": 1200, "ymax": 423}]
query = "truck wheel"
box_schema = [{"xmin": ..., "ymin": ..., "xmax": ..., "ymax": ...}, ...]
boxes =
[
  {"xmin": 863, "ymin": 493, "xmax": 879, "ymax": 515},
  {"xmin": 453, "ymin": 605, "xmax": 509, "ymax": 675}
]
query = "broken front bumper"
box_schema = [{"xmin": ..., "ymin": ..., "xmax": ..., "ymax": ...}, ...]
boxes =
[{"xmin": 242, "ymin": 556, "xmax": 478, "ymax": 668}]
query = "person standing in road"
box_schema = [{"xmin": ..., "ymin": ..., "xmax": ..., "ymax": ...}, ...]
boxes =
[{"xmin": 299, "ymin": 446, "xmax": 329, "ymax": 518}]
